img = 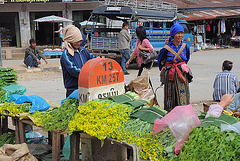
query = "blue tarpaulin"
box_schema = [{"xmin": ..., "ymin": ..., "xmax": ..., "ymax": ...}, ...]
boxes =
[
  {"xmin": 9, "ymin": 94, "xmax": 50, "ymax": 113},
  {"xmin": 61, "ymin": 89, "xmax": 79, "ymax": 105}
]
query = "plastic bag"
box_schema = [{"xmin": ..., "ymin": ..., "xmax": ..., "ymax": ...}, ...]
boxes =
[
  {"xmin": 62, "ymin": 135, "xmax": 71, "ymax": 159},
  {"xmin": 61, "ymin": 89, "xmax": 79, "ymax": 105},
  {"xmin": 221, "ymin": 121, "xmax": 240, "ymax": 134},
  {"xmin": 129, "ymin": 69, "xmax": 154, "ymax": 102},
  {"xmin": 2, "ymin": 84, "xmax": 27, "ymax": 101},
  {"xmin": 9, "ymin": 94, "xmax": 50, "ymax": 113},
  {"xmin": 153, "ymin": 104, "xmax": 201, "ymax": 155}
]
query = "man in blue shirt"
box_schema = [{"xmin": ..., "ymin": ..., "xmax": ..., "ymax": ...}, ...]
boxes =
[
  {"xmin": 213, "ymin": 60, "xmax": 239, "ymax": 101},
  {"xmin": 61, "ymin": 25, "xmax": 96, "ymax": 97}
]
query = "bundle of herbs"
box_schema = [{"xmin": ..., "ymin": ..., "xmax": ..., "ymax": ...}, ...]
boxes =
[
  {"xmin": 176, "ymin": 125, "xmax": 240, "ymax": 161},
  {"xmin": 0, "ymin": 133, "xmax": 15, "ymax": 147},
  {"xmin": 0, "ymin": 68, "xmax": 18, "ymax": 103},
  {"xmin": 32, "ymin": 98, "xmax": 79, "ymax": 131}
]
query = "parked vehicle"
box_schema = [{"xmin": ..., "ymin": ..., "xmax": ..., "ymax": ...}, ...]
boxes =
[{"xmin": 85, "ymin": 3, "xmax": 194, "ymax": 59}]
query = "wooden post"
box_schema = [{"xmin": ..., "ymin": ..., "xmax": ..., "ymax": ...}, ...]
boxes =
[
  {"xmin": 18, "ymin": 120, "xmax": 26, "ymax": 143},
  {"xmin": 48, "ymin": 131, "xmax": 52, "ymax": 146},
  {"xmin": 0, "ymin": 115, "xmax": 2, "ymax": 135},
  {"xmin": 52, "ymin": 130, "xmax": 61, "ymax": 161},
  {"xmin": 2, "ymin": 116, "xmax": 8, "ymax": 133},
  {"xmin": 60, "ymin": 134, "xmax": 65, "ymax": 150},
  {"xmin": 81, "ymin": 138, "xmax": 93, "ymax": 161},
  {"xmin": 14, "ymin": 118, "xmax": 20, "ymax": 144},
  {"xmin": 69, "ymin": 131, "xmax": 80, "ymax": 161}
]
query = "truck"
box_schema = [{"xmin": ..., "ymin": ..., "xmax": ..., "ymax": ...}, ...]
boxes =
[{"xmin": 85, "ymin": 0, "xmax": 194, "ymax": 59}]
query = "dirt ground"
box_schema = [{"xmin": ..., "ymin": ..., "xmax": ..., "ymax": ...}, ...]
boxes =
[{"xmin": 17, "ymin": 70, "xmax": 63, "ymax": 82}]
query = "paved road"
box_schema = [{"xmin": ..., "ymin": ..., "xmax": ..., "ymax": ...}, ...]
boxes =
[{"xmin": 15, "ymin": 48, "xmax": 240, "ymax": 108}]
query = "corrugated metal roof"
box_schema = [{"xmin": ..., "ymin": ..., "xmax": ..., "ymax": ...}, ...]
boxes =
[
  {"xmin": 183, "ymin": 9, "xmax": 240, "ymax": 21},
  {"xmin": 162, "ymin": 0, "xmax": 240, "ymax": 9}
]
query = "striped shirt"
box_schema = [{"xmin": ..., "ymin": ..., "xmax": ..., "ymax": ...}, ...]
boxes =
[{"xmin": 213, "ymin": 70, "xmax": 239, "ymax": 101}]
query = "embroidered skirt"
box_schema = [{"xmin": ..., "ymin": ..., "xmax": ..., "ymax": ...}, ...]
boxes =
[{"xmin": 164, "ymin": 69, "xmax": 190, "ymax": 112}]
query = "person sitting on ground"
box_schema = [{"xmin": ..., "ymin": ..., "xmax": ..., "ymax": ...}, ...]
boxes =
[
  {"xmin": 60, "ymin": 25, "xmax": 96, "ymax": 97},
  {"xmin": 24, "ymin": 39, "xmax": 48, "ymax": 69},
  {"xmin": 73, "ymin": 22, "xmax": 87, "ymax": 47},
  {"xmin": 213, "ymin": 60, "xmax": 239, "ymax": 101}
]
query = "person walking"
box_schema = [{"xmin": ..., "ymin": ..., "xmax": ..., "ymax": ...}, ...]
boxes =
[
  {"xmin": 158, "ymin": 24, "xmax": 191, "ymax": 112},
  {"xmin": 24, "ymin": 39, "xmax": 48, "ymax": 68},
  {"xmin": 126, "ymin": 26, "xmax": 154, "ymax": 77},
  {"xmin": 213, "ymin": 60, "xmax": 239, "ymax": 101},
  {"xmin": 60, "ymin": 25, "xmax": 96, "ymax": 97},
  {"xmin": 119, "ymin": 21, "xmax": 131, "ymax": 75},
  {"xmin": 54, "ymin": 23, "xmax": 63, "ymax": 46}
]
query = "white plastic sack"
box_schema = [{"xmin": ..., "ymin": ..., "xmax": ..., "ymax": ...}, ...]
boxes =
[
  {"xmin": 221, "ymin": 121, "xmax": 240, "ymax": 134},
  {"xmin": 0, "ymin": 143, "xmax": 37, "ymax": 161}
]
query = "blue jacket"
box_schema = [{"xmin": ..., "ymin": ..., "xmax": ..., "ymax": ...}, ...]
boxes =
[
  {"xmin": 60, "ymin": 46, "xmax": 96, "ymax": 91},
  {"xmin": 157, "ymin": 41, "xmax": 190, "ymax": 71}
]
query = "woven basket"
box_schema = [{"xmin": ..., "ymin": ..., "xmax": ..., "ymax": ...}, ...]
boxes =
[{"xmin": 203, "ymin": 101, "xmax": 218, "ymax": 112}]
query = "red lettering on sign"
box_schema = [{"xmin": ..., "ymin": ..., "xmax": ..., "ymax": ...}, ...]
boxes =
[{"xmin": 78, "ymin": 58, "xmax": 124, "ymax": 88}]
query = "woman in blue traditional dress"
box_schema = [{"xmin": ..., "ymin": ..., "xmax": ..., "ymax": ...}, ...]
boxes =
[{"xmin": 158, "ymin": 24, "xmax": 192, "ymax": 112}]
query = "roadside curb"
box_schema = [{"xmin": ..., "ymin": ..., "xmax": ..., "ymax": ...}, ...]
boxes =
[{"xmin": 16, "ymin": 66, "xmax": 62, "ymax": 74}]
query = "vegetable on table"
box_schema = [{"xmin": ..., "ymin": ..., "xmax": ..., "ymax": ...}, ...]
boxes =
[
  {"xmin": 32, "ymin": 98, "xmax": 78, "ymax": 131},
  {"xmin": 176, "ymin": 126, "xmax": 240, "ymax": 161}
]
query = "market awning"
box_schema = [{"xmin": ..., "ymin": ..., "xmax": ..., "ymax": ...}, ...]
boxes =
[{"xmin": 183, "ymin": 9, "xmax": 240, "ymax": 21}]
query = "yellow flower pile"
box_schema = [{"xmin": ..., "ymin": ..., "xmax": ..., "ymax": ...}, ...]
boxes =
[
  {"xmin": 0, "ymin": 102, "xmax": 31, "ymax": 118},
  {"xmin": 115, "ymin": 128, "xmax": 165, "ymax": 160},
  {"xmin": 31, "ymin": 110, "xmax": 46, "ymax": 127},
  {"xmin": 222, "ymin": 110, "xmax": 236, "ymax": 116},
  {"xmin": 68, "ymin": 99, "xmax": 166, "ymax": 160},
  {"xmin": 68, "ymin": 100, "xmax": 133, "ymax": 139}
]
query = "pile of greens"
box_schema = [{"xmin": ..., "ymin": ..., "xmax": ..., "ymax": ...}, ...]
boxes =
[
  {"xmin": 123, "ymin": 106, "xmax": 177, "ymax": 160},
  {"xmin": 176, "ymin": 125, "xmax": 240, "ymax": 161},
  {"xmin": 0, "ymin": 68, "xmax": 18, "ymax": 103},
  {"xmin": 0, "ymin": 133, "xmax": 15, "ymax": 147},
  {"xmin": 33, "ymin": 98, "xmax": 79, "ymax": 131},
  {"xmin": 0, "ymin": 68, "xmax": 18, "ymax": 85}
]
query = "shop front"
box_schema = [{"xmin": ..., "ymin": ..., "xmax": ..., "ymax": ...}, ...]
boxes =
[
  {"xmin": 0, "ymin": 12, "xmax": 20, "ymax": 47},
  {"xmin": 183, "ymin": 8, "xmax": 240, "ymax": 49},
  {"xmin": 0, "ymin": 1, "xmax": 101, "ymax": 47}
]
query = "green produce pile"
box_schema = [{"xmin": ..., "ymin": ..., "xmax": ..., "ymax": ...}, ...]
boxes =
[
  {"xmin": 0, "ymin": 68, "xmax": 17, "ymax": 84},
  {"xmin": 176, "ymin": 125, "xmax": 240, "ymax": 161},
  {"xmin": 0, "ymin": 68, "xmax": 18, "ymax": 103},
  {"xmin": 0, "ymin": 101, "xmax": 32, "ymax": 117},
  {"xmin": 123, "ymin": 118, "xmax": 177, "ymax": 160},
  {"xmin": 68, "ymin": 92, "xmax": 178, "ymax": 160},
  {"xmin": 32, "ymin": 98, "xmax": 79, "ymax": 131},
  {"xmin": 0, "ymin": 133, "xmax": 16, "ymax": 147}
]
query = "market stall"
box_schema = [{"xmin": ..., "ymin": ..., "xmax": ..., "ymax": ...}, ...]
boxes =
[
  {"xmin": 0, "ymin": 58, "xmax": 239, "ymax": 161},
  {"xmin": 42, "ymin": 48, "xmax": 63, "ymax": 56},
  {"xmin": 34, "ymin": 15, "xmax": 72, "ymax": 56},
  {"xmin": 230, "ymin": 36, "xmax": 240, "ymax": 48}
]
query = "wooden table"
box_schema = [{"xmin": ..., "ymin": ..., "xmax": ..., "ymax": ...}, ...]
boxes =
[
  {"xmin": 0, "ymin": 115, "xmax": 10, "ymax": 134},
  {"xmin": 230, "ymin": 39, "xmax": 240, "ymax": 48},
  {"xmin": 70, "ymin": 131, "xmax": 137, "ymax": 161},
  {"xmin": 11, "ymin": 117, "xmax": 65, "ymax": 161}
]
